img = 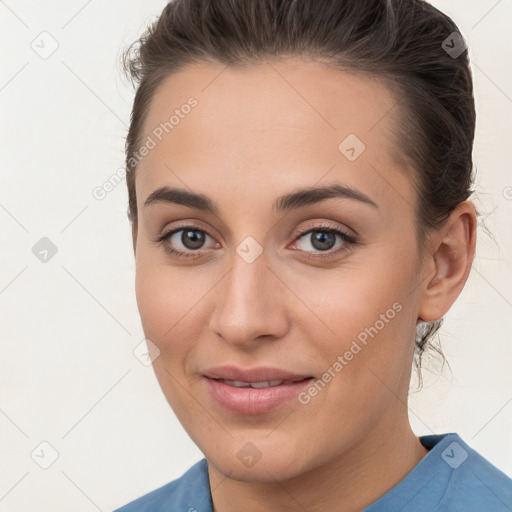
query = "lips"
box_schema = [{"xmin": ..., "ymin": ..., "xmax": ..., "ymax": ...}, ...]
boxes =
[
  {"xmin": 204, "ymin": 376, "xmax": 314, "ymax": 415},
  {"xmin": 215, "ymin": 378, "xmax": 302, "ymax": 388},
  {"xmin": 203, "ymin": 365, "xmax": 313, "ymax": 383},
  {"xmin": 202, "ymin": 366, "xmax": 315, "ymax": 414}
]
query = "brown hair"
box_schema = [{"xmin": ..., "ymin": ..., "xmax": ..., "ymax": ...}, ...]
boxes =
[{"xmin": 120, "ymin": 0, "xmax": 478, "ymax": 381}]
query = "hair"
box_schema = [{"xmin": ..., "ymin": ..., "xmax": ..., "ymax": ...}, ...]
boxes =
[{"xmin": 120, "ymin": 0, "xmax": 478, "ymax": 384}]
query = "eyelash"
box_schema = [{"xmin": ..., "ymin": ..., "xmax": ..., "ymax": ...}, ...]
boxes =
[{"xmin": 153, "ymin": 222, "xmax": 357, "ymax": 261}]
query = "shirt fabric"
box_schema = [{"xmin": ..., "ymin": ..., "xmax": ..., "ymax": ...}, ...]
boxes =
[{"xmin": 113, "ymin": 433, "xmax": 512, "ymax": 511}]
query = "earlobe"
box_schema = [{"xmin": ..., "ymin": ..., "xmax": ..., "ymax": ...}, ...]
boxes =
[{"xmin": 417, "ymin": 201, "xmax": 477, "ymax": 322}]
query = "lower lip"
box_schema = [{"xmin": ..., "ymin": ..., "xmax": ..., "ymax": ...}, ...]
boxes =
[{"xmin": 204, "ymin": 377, "xmax": 314, "ymax": 415}]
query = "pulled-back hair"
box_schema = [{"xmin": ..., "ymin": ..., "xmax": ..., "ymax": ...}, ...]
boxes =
[{"xmin": 121, "ymin": 0, "xmax": 477, "ymax": 382}]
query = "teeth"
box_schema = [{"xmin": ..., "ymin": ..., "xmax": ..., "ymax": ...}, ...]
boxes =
[
  {"xmin": 250, "ymin": 380, "xmax": 285, "ymax": 388},
  {"xmin": 227, "ymin": 380, "xmax": 251, "ymax": 387},
  {"xmin": 218, "ymin": 379, "xmax": 292, "ymax": 388}
]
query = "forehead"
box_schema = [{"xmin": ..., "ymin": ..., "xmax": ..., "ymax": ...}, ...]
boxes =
[{"xmin": 135, "ymin": 58, "xmax": 413, "ymax": 215}]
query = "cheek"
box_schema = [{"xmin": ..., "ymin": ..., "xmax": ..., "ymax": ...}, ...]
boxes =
[
  {"xmin": 294, "ymin": 276, "xmax": 415, "ymax": 442},
  {"xmin": 134, "ymin": 258, "xmax": 205, "ymax": 414},
  {"xmin": 296, "ymin": 261, "xmax": 410, "ymax": 350},
  {"xmin": 292, "ymin": 245, "xmax": 419, "ymax": 395},
  {"xmin": 134, "ymin": 249, "xmax": 221, "ymax": 374},
  {"xmin": 134, "ymin": 255, "xmax": 193, "ymax": 356}
]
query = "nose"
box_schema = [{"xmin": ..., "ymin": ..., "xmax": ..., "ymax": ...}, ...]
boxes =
[{"xmin": 208, "ymin": 247, "xmax": 290, "ymax": 348}]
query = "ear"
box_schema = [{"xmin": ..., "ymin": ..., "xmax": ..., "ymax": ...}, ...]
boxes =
[{"xmin": 417, "ymin": 201, "xmax": 477, "ymax": 322}]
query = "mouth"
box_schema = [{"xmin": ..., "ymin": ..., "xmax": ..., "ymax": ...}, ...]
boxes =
[
  {"xmin": 203, "ymin": 365, "xmax": 314, "ymax": 383},
  {"xmin": 211, "ymin": 377, "xmax": 314, "ymax": 388},
  {"xmin": 203, "ymin": 375, "xmax": 315, "ymax": 415}
]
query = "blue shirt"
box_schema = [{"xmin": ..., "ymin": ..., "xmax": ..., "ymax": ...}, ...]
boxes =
[{"xmin": 113, "ymin": 433, "xmax": 512, "ymax": 511}]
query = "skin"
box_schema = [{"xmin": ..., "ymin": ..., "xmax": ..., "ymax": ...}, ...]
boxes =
[{"xmin": 131, "ymin": 58, "xmax": 477, "ymax": 512}]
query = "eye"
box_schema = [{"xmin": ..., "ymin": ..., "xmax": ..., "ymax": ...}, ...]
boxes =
[
  {"xmin": 153, "ymin": 221, "xmax": 357, "ymax": 260},
  {"xmin": 153, "ymin": 225, "xmax": 218, "ymax": 259},
  {"xmin": 290, "ymin": 222, "xmax": 357, "ymax": 260}
]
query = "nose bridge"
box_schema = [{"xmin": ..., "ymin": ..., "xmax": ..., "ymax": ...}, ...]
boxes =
[{"xmin": 208, "ymin": 244, "xmax": 288, "ymax": 344}]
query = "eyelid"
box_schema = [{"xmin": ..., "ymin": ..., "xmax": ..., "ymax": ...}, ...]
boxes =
[
  {"xmin": 292, "ymin": 220, "xmax": 356, "ymax": 240},
  {"xmin": 154, "ymin": 219, "xmax": 219, "ymax": 244}
]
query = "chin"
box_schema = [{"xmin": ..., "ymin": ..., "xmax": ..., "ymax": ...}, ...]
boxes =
[{"xmin": 202, "ymin": 436, "xmax": 313, "ymax": 483}]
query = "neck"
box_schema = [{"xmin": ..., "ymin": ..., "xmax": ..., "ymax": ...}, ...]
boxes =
[{"xmin": 207, "ymin": 413, "xmax": 429, "ymax": 512}]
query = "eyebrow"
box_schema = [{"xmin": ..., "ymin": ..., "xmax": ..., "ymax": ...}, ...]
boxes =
[{"xmin": 143, "ymin": 183, "xmax": 378, "ymax": 214}]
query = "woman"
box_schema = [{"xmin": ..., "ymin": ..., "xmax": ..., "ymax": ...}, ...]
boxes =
[{"xmin": 114, "ymin": 0, "xmax": 512, "ymax": 510}]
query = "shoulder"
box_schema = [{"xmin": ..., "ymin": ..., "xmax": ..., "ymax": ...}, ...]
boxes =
[
  {"xmin": 434, "ymin": 433, "xmax": 512, "ymax": 510},
  {"xmin": 365, "ymin": 433, "xmax": 512, "ymax": 512},
  {"xmin": 112, "ymin": 458, "xmax": 212, "ymax": 512}
]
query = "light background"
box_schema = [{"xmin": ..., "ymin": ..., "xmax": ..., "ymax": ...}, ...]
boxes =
[{"xmin": 0, "ymin": 1, "xmax": 511, "ymax": 511}]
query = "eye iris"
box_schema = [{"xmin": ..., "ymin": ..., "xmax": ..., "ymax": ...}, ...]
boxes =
[
  {"xmin": 311, "ymin": 231, "xmax": 335, "ymax": 251},
  {"xmin": 182, "ymin": 229, "xmax": 205, "ymax": 249}
]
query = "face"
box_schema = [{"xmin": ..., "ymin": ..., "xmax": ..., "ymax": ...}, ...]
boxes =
[{"xmin": 133, "ymin": 58, "xmax": 426, "ymax": 482}]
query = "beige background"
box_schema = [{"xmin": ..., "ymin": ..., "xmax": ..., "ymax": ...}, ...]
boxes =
[{"xmin": 0, "ymin": 0, "xmax": 511, "ymax": 510}]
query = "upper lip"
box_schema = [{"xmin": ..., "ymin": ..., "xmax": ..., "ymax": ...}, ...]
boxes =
[{"xmin": 204, "ymin": 366, "xmax": 313, "ymax": 383}]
